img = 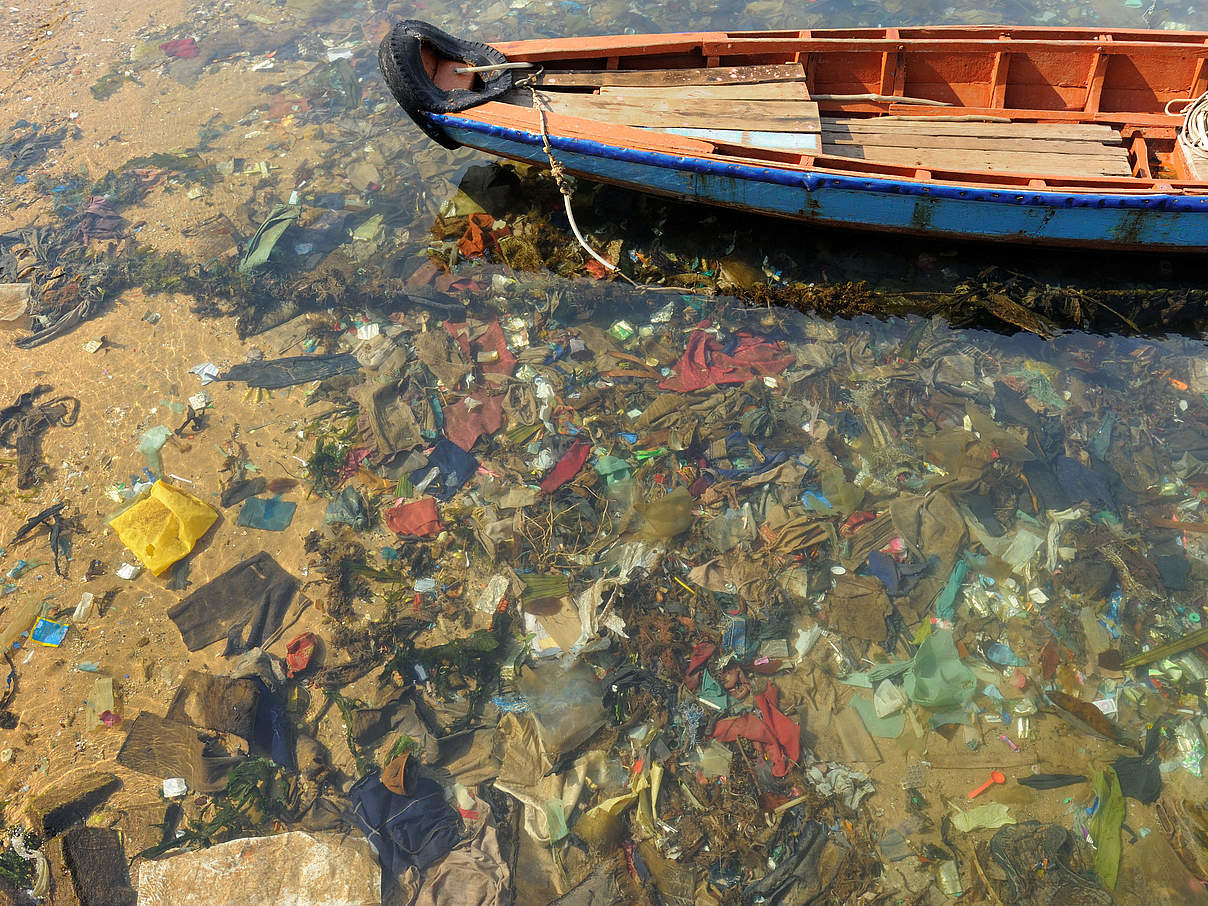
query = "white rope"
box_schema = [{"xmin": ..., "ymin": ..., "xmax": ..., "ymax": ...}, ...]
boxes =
[
  {"xmin": 522, "ymin": 79, "xmax": 621, "ymax": 274},
  {"xmin": 561, "ymin": 193, "xmax": 615, "ymax": 272},
  {"xmin": 1167, "ymin": 90, "xmax": 1208, "ymax": 160}
]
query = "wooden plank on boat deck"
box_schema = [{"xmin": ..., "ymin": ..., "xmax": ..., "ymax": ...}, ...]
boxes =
[
  {"xmin": 654, "ymin": 128, "xmax": 820, "ymax": 152},
  {"xmin": 882, "ymin": 105, "xmax": 1181, "ymax": 127},
  {"xmin": 536, "ymin": 64, "xmax": 805, "ymax": 88},
  {"xmin": 820, "ymin": 129, "xmax": 1128, "ymax": 157},
  {"xmin": 472, "ymin": 101, "xmax": 717, "ymax": 155},
  {"xmin": 823, "ymin": 117, "xmax": 1119, "ymax": 140},
  {"xmin": 508, "ymin": 92, "xmax": 821, "ymax": 132},
  {"xmin": 597, "ymin": 82, "xmax": 806, "ymax": 100},
  {"xmin": 820, "ymin": 142, "xmax": 1133, "ymax": 176}
]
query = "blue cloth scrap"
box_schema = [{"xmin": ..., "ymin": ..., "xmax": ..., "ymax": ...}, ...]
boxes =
[
  {"xmin": 414, "ymin": 437, "xmax": 477, "ymax": 500},
  {"xmin": 802, "ymin": 489, "xmax": 833, "ymax": 512},
  {"xmin": 236, "ymin": 496, "xmax": 297, "ymax": 531},
  {"xmin": 349, "ymin": 771, "xmax": 462, "ymax": 874},
  {"xmin": 1053, "ymin": 455, "xmax": 1116, "ymax": 512},
  {"xmin": 721, "ymin": 613, "xmax": 746, "ymax": 656},
  {"xmin": 250, "ymin": 676, "xmax": 295, "ymax": 771},
  {"xmin": 710, "ymin": 450, "xmax": 789, "ymax": 481},
  {"xmin": 324, "ymin": 486, "xmax": 368, "ymax": 530},
  {"xmin": 867, "ymin": 552, "xmax": 939, "ymax": 597}
]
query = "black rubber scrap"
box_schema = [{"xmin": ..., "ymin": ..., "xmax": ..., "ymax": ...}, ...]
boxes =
[
  {"xmin": 218, "ymin": 353, "xmax": 359, "ymax": 389},
  {"xmin": 1017, "ymin": 773, "xmax": 1087, "ymax": 790}
]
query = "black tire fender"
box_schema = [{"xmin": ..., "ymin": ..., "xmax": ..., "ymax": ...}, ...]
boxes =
[{"xmin": 378, "ymin": 20, "xmax": 514, "ymax": 149}]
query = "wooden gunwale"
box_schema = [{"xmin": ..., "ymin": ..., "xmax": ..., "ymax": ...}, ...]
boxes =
[{"xmin": 468, "ymin": 26, "xmax": 1208, "ymax": 191}]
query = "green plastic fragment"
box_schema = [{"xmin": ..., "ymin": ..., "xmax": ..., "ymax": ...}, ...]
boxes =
[
  {"xmin": 698, "ymin": 670, "xmax": 728, "ymax": 711},
  {"xmin": 1088, "ymin": 768, "xmax": 1124, "ymax": 889},
  {"xmin": 594, "ymin": 455, "xmax": 631, "ymax": 484},
  {"xmin": 851, "ymin": 694, "xmax": 905, "ymax": 739},
  {"xmin": 903, "ymin": 629, "xmax": 977, "ymax": 709},
  {"xmin": 139, "ymin": 426, "xmax": 172, "ymax": 475},
  {"xmin": 238, "ymin": 203, "xmax": 301, "ymax": 273},
  {"xmin": 521, "ymin": 573, "xmax": 570, "ymax": 599},
  {"xmin": 545, "ymin": 798, "xmax": 569, "ymax": 842}
]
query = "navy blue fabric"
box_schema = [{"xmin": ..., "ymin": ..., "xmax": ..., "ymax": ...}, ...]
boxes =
[
  {"xmin": 413, "ymin": 438, "xmax": 478, "ymax": 500},
  {"xmin": 349, "ymin": 771, "xmax": 462, "ymax": 874},
  {"xmin": 866, "ymin": 552, "xmax": 938, "ymax": 597},
  {"xmin": 708, "ymin": 450, "xmax": 789, "ymax": 482},
  {"xmin": 250, "ymin": 677, "xmax": 295, "ymax": 772},
  {"xmin": 1053, "ymin": 455, "xmax": 1116, "ymax": 512},
  {"xmin": 1020, "ymin": 461, "xmax": 1071, "ymax": 512}
]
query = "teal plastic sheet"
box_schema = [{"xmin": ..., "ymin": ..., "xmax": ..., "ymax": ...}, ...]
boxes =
[
  {"xmin": 934, "ymin": 559, "xmax": 968, "ymax": 622},
  {"xmin": 139, "ymin": 426, "xmax": 172, "ymax": 475},
  {"xmin": 850, "ymin": 695, "xmax": 905, "ymax": 739},
  {"xmin": 903, "ymin": 629, "xmax": 976, "ymax": 709},
  {"xmin": 236, "ymin": 496, "xmax": 297, "ymax": 531},
  {"xmin": 698, "ymin": 671, "xmax": 728, "ymax": 711},
  {"xmin": 593, "ymin": 455, "xmax": 631, "ymax": 484}
]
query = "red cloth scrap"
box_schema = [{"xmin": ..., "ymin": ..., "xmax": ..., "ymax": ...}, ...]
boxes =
[
  {"xmin": 539, "ymin": 438, "xmax": 590, "ymax": 495},
  {"xmin": 338, "ymin": 446, "xmax": 373, "ymax": 482},
  {"xmin": 456, "ymin": 212, "xmax": 509, "ymax": 259},
  {"xmin": 683, "ymin": 641, "xmax": 716, "ymax": 692},
  {"xmin": 285, "ymin": 632, "xmax": 318, "ymax": 678},
  {"xmin": 444, "ymin": 320, "xmax": 517, "ymax": 377},
  {"xmin": 159, "ymin": 38, "xmax": 199, "ymax": 58},
  {"xmin": 443, "ymin": 394, "xmax": 504, "ymax": 452},
  {"xmin": 385, "ymin": 497, "xmax": 443, "ymax": 536},
  {"xmin": 660, "ymin": 321, "xmax": 795, "ymax": 392},
  {"xmin": 710, "ymin": 683, "xmax": 801, "ymax": 777}
]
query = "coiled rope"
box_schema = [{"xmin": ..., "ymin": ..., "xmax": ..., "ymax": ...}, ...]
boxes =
[{"xmin": 1167, "ymin": 90, "xmax": 1208, "ymax": 161}]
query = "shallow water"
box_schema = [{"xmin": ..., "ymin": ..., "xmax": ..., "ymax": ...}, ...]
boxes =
[{"xmin": 2, "ymin": 0, "xmax": 1208, "ymax": 903}]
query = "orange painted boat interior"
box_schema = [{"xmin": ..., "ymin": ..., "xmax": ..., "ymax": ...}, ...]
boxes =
[{"xmin": 432, "ymin": 27, "xmax": 1208, "ymax": 193}]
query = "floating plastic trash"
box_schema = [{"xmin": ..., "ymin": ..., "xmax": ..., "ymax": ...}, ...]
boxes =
[
  {"xmin": 109, "ymin": 481, "xmax": 218, "ymax": 576},
  {"xmin": 236, "ymin": 496, "xmax": 297, "ymax": 532}
]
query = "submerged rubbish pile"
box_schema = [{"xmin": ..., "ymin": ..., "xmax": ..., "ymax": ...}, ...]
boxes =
[
  {"xmin": 2, "ymin": 2, "xmax": 1208, "ymax": 905},
  {"xmin": 3, "ymin": 283, "xmax": 1208, "ymax": 904}
]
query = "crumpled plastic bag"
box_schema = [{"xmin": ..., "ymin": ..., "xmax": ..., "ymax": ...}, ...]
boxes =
[
  {"xmin": 632, "ymin": 487, "xmax": 695, "ymax": 540},
  {"xmin": 805, "ymin": 761, "xmax": 874, "ymax": 810},
  {"xmin": 903, "ymin": 629, "xmax": 976, "ymax": 709},
  {"xmin": 325, "ymin": 486, "xmax": 368, "ymax": 530},
  {"xmin": 110, "ymin": 480, "xmax": 218, "ymax": 575},
  {"xmin": 951, "ymin": 802, "xmax": 1015, "ymax": 832},
  {"xmin": 238, "ymin": 203, "xmax": 300, "ymax": 273}
]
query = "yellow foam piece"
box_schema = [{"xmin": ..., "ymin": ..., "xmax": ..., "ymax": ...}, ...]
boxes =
[{"xmin": 109, "ymin": 481, "xmax": 217, "ymax": 575}]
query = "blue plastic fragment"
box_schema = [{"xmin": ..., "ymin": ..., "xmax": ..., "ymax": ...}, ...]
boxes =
[
  {"xmin": 236, "ymin": 496, "xmax": 297, "ymax": 531},
  {"xmin": 31, "ymin": 618, "xmax": 69, "ymax": 647}
]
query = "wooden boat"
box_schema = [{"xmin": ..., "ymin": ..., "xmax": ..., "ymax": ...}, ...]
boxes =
[{"xmin": 379, "ymin": 21, "xmax": 1208, "ymax": 251}]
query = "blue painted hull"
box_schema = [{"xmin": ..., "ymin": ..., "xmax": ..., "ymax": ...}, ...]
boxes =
[{"xmin": 433, "ymin": 113, "xmax": 1208, "ymax": 252}]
